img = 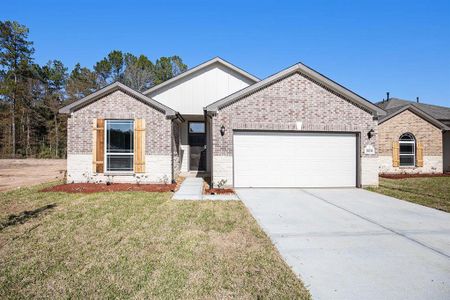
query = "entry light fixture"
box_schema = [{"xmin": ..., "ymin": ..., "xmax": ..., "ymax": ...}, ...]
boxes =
[
  {"xmin": 368, "ymin": 129, "xmax": 375, "ymax": 139},
  {"xmin": 220, "ymin": 125, "xmax": 225, "ymax": 136}
]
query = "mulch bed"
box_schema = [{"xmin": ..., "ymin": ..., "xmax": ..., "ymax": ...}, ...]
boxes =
[
  {"xmin": 41, "ymin": 183, "xmax": 177, "ymax": 193},
  {"xmin": 205, "ymin": 188, "xmax": 235, "ymax": 195},
  {"xmin": 380, "ymin": 173, "xmax": 450, "ymax": 179}
]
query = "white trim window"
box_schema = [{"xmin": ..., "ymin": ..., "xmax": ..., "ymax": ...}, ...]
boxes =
[
  {"xmin": 105, "ymin": 120, "xmax": 134, "ymax": 172},
  {"xmin": 399, "ymin": 133, "xmax": 415, "ymax": 167}
]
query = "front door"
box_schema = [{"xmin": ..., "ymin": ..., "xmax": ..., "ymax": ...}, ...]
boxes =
[{"xmin": 188, "ymin": 121, "xmax": 206, "ymax": 171}]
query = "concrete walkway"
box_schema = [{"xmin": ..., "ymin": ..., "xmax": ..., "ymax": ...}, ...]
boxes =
[
  {"xmin": 238, "ymin": 188, "xmax": 450, "ymax": 300},
  {"xmin": 172, "ymin": 177, "xmax": 203, "ymax": 200},
  {"xmin": 172, "ymin": 177, "xmax": 240, "ymax": 200}
]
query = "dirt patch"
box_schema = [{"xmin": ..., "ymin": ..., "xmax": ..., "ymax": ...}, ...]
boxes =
[
  {"xmin": 0, "ymin": 159, "xmax": 66, "ymax": 192},
  {"xmin": 205, "ymin": 188, "xmax": 235, "ymax": 195},
  {"xmin": 380, "ymin": 173, "xmax": 450, "ymax": 179},
  {"xmin": 41, "ymin": 183, "xmax": 176, "ymax": 193}
]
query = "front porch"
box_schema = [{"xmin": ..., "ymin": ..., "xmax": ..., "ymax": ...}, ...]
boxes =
[{"xmin": 177, "ymin": 115, "xmax": 212, "ymax": 175}]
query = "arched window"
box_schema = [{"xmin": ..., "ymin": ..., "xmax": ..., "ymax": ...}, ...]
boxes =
[{"xmin": 399, "ymin": 133, "xmax": 415, "ymax": 166}]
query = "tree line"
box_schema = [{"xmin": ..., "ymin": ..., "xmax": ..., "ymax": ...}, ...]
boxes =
[{"xmin": 0, "ymin": 20, "xmax": 187, "ymax": 159}]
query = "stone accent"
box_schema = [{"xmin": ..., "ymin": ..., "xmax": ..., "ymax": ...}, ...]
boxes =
[
  {"xmin": 361, "ymin": 157, "xmax": 379, "ymax": 186},
  {"xmin": 145, "ymin": 155, "xmax": 173, "ymax": 182},
  {"xmin": 378, "ymin": 109, "xmax": 443, "ymax": 173},
  {"xmin": 379, "ymin": 156, "xmax": 443, "ymax": 174},
  {"xmin": 66, "ymin": 90, "xmax": 174, "ymax": 183},
  {"xmin": 66, "ymin": 154, "xmax": 173, "ymax": 183},
  {"xmin": 212, "ymin": 156, "xmax": 233, "ymax": 186},
  {"xmin": 180, "ymin": 145, "xmax": 189, "ymax": 172},
  {"xmin": 67, "ymin": 154, "xmax": 92, "ymax": 183},
  {"xmin": 211, "ymin": 72, "xmax": 378, "ymax": 186}
]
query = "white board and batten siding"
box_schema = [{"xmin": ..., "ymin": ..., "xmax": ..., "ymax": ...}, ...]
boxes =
[
  {"xmin": 150, "ymin": 64, "xmax": 254, "ymax": 115},
  {"xmin": 233, "ymin": 131, "xmax": 357, "ymax": 188}
]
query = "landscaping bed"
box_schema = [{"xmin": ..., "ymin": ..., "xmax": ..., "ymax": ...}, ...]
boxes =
[
  {"xmin": 380, "ymin": 173, "xmax": 450, "ymax": 179},
  {"xmin": 205, "ymin": 188, "xmax": 235, "ymax": 195},
  {"xmin": 41, "ymin": 183, "xmax": 176, "ymax": 193}
]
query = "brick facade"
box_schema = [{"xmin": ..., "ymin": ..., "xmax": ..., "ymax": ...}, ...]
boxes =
[
  {"xmin": 67, "ymin": 90, "xmax": 172, "ymax": 155},
  {"xmin": 211, "ymin": 72, "xmax": 379, "ymax": 186},
  {"xmin": 378, "ymin": 110, "xmax": 442, "ymax": 156},
  {"xmin": 66, "ymin": 90, "xmax": 176, "ymax": 183},
  {"xmin": 378, "ymin": 109, "xmax": 443, "ymax": 174}
]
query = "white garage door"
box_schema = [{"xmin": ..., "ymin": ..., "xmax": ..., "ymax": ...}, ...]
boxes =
[{"xmin": 233, "ymin": 131, "xmax": 357, "ymax": 188}]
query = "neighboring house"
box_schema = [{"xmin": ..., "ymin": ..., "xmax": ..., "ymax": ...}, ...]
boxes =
[
  {"xmin": 376, "ymin": 98, "xmax": 450, "ymax": 174},
  {"xmin": 60, "ymin": 57, "xmax": 385, "ymax": 187}
]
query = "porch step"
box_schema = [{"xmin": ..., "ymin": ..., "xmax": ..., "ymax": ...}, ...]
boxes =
[{"xmin": 172, "ymin": 177, "xmax": 204, "ymax": 200}]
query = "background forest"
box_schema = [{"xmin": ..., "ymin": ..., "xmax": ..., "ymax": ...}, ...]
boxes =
[{"xmin": 0, "ymin": 20, "xmax": 187, "ymax": 158}]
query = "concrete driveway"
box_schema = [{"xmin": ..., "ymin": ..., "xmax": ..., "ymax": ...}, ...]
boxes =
[{"xmin": 237, "ymin": 188, "xmax": 450, "ymax": 300}]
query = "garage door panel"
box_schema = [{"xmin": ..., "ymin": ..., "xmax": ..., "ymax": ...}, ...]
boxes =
[{"xmin": 233, "ymin": 131, "xmax": 356, "ymax": 188}]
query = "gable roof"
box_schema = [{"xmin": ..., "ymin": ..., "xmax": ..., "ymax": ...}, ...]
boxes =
[
  {"xmin": 59, "ymin": 82, "xmax": 178, "ymax": 117},
  {"xmin": 377, "ymin": 97, "xmax": 450, "ymax": 122},
  {"xmin": 142, "ymin": 57, "xmax": 260, "ymax": 96},
  {"xmin": 378, "ymin": 103, "xmax": 449, "ymax": 130},
  {"xmin": 204, "ymin": 62, "xmax": 386, "ymax": 116}
]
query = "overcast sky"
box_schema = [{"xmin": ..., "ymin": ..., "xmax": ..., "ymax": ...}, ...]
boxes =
[{"xmin": 2, "ymin": 0, "xmax": 449, "ymax": 106}]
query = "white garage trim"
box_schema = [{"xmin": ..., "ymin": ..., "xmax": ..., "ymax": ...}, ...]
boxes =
[{"xmin": 233, "ymin": 131, "xmax": 360, "ymax": 188}]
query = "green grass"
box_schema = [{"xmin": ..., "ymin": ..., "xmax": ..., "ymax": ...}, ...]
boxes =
[
  {"xmin": 0, "ymin": 182, "xmax": 310, "ymax": 299},
  {"xmin": 366, "ymin": 177, "xmax": 450, "ymax": 212}
]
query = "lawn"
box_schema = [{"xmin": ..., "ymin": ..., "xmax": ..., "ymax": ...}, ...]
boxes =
[
  {"xmin": 367, "ymin": 177, "xmax": 450, "ymax": 212},
  {"xmin": 0, "ymin": 183, "xmax": 310, "ymax": 299}
]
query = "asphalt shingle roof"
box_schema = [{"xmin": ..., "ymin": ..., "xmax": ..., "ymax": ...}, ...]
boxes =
[{"xmin": 376, "ymin": 98, "xmax": 450, "ymax": 122}]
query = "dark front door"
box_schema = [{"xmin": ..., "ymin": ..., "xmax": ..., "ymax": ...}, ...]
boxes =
[{"xmin": 188, "ymin": 121, "xmax": 206, "ymax": 171}]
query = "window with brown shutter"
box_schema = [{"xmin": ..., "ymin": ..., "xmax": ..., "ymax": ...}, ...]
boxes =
[
  {"xmin": 134, "ymin": 119, "xmax": 146, "ymax": 173},
  {"xmin": 105, "ymin": 120, "xmax": 134, "ymax": 172},
  {"xmin": 398, "ymin": 133, "xmax": 416, "ymax": 167},
  {"xmin": 92, "ymin": 119, "xmax": 105, "ymax": 173},
  {"xmin": 416, "ymin": 142, "xmax": 424, "ymax": 167},
  {"xmin": 392, "ymin": 141, "xmax": 400, "ymax": 167}
]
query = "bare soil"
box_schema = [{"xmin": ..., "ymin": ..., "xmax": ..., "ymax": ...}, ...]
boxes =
[
  {"xmin": 41, "ymin": 183, "xmax": 177, "ymax": 193},
  {"xmin": 0, "ymin": 159, "xmax": 66, "ymax": 192},
  {"xmin": 380, "ymin": 173, "xmax": 450, "ymax": 179}
]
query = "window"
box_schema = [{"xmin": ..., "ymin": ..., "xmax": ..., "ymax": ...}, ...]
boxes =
[
  {"xmin": 189, "ymin": 122, "xmax": 205, "ymax": 133},
  {"xmin": 105, "ymin": 120, "xmax": 134, "ymax": 172},
  {"xmin": 188, "ymin": 121, "xmax": 206, "ymax": 146},
  {"xmin": 399, "ymin": 133, "xmax": 415, "ymax": 167}
]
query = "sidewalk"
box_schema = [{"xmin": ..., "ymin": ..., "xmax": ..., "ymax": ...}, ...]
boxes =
[
  {"xmin": 172, "ymin": 177, "xmax": 239, "ymax": 200},
  {"xmin": 172, "ymin": 177, "xmax": 203, "ymax": 200}
]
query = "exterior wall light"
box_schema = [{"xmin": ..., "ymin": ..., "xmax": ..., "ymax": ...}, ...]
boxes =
[
  {"xmin": 220, "ymin": 125, "xmax": 225, "ymax": 136},
  {"xmin": 368, "ymin": 129, "xmax": 375, "ymax": 139}
]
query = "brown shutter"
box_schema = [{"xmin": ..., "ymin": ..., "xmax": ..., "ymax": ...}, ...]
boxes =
[
  {"xmin": 416, "ymin": 142, "xmax": 424, "ymax": 167},
  {"xmin": 92, "ymin": 119, "xmax": 105, "ymax": 173},
  {"xmin": 134, "ymin": 119, "xmax": 146, "ymax": 173},
  {"xmin": 392, "ymin": 141, "xmax": 400, "ymax": 167}
]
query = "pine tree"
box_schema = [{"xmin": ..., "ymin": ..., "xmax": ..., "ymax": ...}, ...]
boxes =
[{"xmin": 0, "ymin": 21, "xmax": 34, "ymax": 157}]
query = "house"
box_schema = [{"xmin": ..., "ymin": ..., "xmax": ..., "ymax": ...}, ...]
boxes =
[
  {"xmin": 59, "ymin": 57, "xmax": 385, "ymax": 187},
  {"xmin": 376, "ymin": 98, "xmax": 450, "ymax": 174}
]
